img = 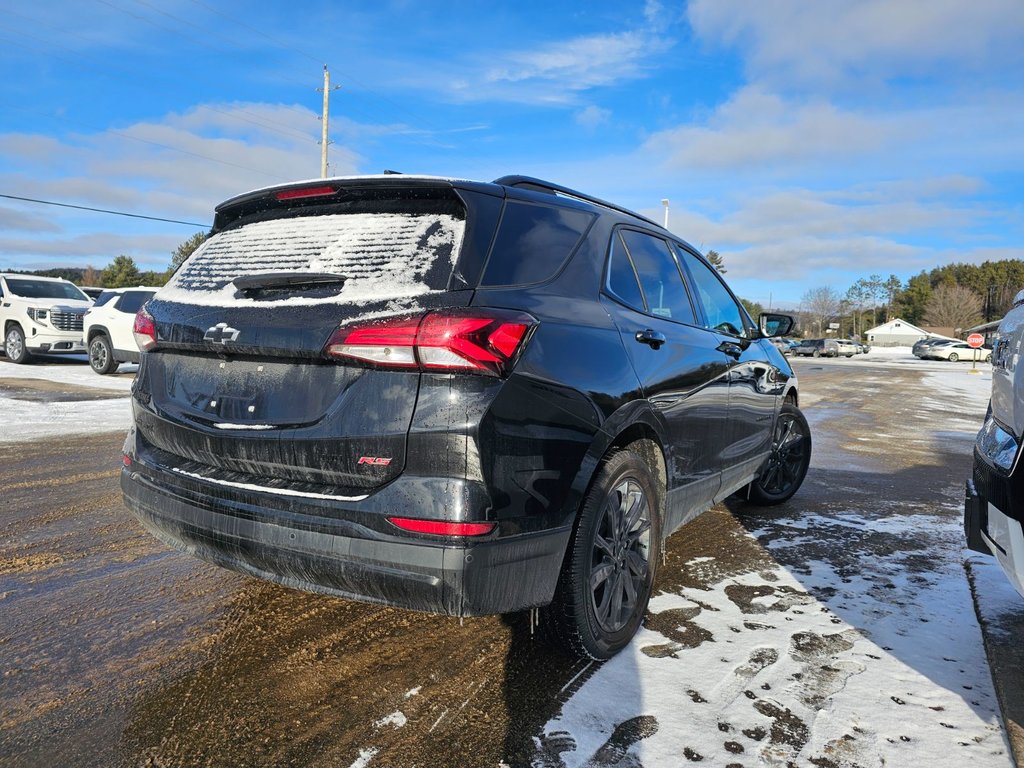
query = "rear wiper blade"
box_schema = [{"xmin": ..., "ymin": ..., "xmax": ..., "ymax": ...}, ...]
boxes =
[{"xmin": 232, "ymin": 272, "xmax": 348, "ymax": 292}]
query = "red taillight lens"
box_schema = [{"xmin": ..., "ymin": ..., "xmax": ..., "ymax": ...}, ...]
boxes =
[
  {"xmin": 133, "ymin": 308, "xmax": 157, "ymax": 352},
  {"xmin": 275, "ymin": 185, "xmax": 337, "ymax": 201},
  {"xmin": 323, "ymin": 310, "xmax": 535, "ymax": 377},
  {"xmin": 387, "ymin": 517, "xmax": 496, "ymax": 536}
]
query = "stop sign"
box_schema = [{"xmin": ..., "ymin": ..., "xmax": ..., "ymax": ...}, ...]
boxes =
[{"xmin": 967, "ymin": 333, "xmax": 985, "ymax": 348}]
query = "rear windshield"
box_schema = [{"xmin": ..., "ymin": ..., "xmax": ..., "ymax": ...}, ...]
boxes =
[
  {"xmin": 5, "ymin": 278, "xmax": 88, "ymax": 301},
  {"xmin": 159, "ymin": 211, "xmax": 465, "ymax": 307}
]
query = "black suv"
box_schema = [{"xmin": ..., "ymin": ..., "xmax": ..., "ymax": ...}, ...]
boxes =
[{"xmin": 121, "ymin": 175, "xmax": 810, "ymax": 658}]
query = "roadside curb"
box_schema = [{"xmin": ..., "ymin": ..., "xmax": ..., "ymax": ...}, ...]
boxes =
[{"xmin": 965, "ymin": 556, "xmax": 1024, "ymax": 766}]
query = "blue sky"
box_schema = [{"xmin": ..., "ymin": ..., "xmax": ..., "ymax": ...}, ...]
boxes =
[{"xmin": 0, "ymin": 0, "xmax": 1021, "ymax": 307}]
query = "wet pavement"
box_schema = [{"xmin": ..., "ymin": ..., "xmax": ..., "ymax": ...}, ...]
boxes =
[{"xmin": 0, "ymin": 360, "xmax": 1021, "ymax": 767}]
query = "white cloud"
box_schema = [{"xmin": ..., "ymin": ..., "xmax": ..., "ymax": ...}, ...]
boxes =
[
  {"xmin": 643, "ymin": 86, "xmax": 896, "ymax": 171},
  {"xmin": 0, "ymin": 102, "xmax": 369, "ymax": 270},
  {"xmin": 687, "ymin": 0, "xmax": 1024, "ymax": 89},
  {"xmin": 442, "ymin": 29, "xmax": 673, "ymax": 105},
  {"xmin": 575, "ymin": 106, "xmax": 612, "ymax": 130}
]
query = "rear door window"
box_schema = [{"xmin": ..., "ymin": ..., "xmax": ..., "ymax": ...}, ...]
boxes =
[
  {"xmin": 94, "ymin": 291, "xmax": 119, "ymax": 308},
  {"xmin": 116, "ymin": 290, "xmax": 156, "ymax": 314},
  {"xmin": 480, "ymin": 201, "xmax": 594, "ymax": 287},
  {"xmin": 617, "ymin": 230, "xmax": 696, "ymax": 324}
]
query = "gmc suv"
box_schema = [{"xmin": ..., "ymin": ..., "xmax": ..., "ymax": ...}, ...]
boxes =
[
  {"xmin": 121, "ymin": 175, "xmax": 811, "ymax": 658},
  {"xmin": 1, "ymin": 273, "xmax": 91, "ymax": 363}
]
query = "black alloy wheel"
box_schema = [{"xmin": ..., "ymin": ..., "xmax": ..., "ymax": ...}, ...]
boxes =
[
  {"xmin": 542, "ymin": 448, "xmax": 661, "ymax": 659},
  {"xmin": 747, "ymin": 403, "xmax": 811, "ymax": 505},
  {"xmin": 89, "ymin": 334, "xmax": 118, "ymax": 375}
]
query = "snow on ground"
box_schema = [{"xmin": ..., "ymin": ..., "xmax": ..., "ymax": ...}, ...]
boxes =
[
  {"xmin": 0, "ymin": 356, "xmax": 133, "ymax": 442},
  {"xmin": 531, "ymin": 358, "xmax": 1008, "ymax": 768},
  {"xmin": 533, "ymin": 524, "xmax": 1010, "ymax": 767}
]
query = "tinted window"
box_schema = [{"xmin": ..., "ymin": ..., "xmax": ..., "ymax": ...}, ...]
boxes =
[
  {"xmin": 620, "ymin": 230, "xmax": 696, "ymax": 324},
  {"xmin": 481, "ymin": 201, "xmax": 594, "ymax": 286},
  {"xmin": 117, "ymin": 290, "xmax": 156, "ymax": 314},
  {"xmin": 94, "ymin": 291, "xmax": 119, "ymax": 307},
  {"xmin": 675, "ymin": 247, "xmax": 747, "ymax": 337},
  {"xmin": 5, "ymin": 278, "xmax": 88, "ymax": 301},
  {"xmin": 606, "ymin": 233, "xmax": 645, "ymax": 310}
]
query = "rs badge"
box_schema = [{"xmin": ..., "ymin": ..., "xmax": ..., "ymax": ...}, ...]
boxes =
[{"xmin": 358, "ymin": 456, "xmax": 392, "ymax": 466}]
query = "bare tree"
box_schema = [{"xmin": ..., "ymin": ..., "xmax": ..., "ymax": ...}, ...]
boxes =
[
  {"xmin": 81, "ymin": 265, "xmax": 101, "ymax": 287},
  {"xmin": 801, "ymin": 286, "xmax": 840, "ymax": 337},
  {"xmin": 922, "ymin": 284, "xmax": 983, "ymax": 332}
]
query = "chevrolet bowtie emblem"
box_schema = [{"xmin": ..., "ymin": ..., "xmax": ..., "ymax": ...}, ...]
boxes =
[{"xmin": 204, "ymin": 323, "xmax": 240, "ymax": 344}]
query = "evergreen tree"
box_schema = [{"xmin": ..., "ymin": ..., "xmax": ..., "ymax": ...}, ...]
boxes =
[
  {"xmin": 705, "ymin": 249, "xmax": 726, "ymax": 273},
  {"xmin": 100, "ymin": 255, "xmax": 142, "ymax": 288},
  {"xmin": 171, "ymin": 231, "xmax": 208, "ymax": 271}
]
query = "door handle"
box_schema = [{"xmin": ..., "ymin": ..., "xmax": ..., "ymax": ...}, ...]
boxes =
[
  {"xmin": 717, "ymin": 340, "xmax": 744, "ymax": 359},
  {"xmin": 635, "ymin": 329, "xmax": 666, "ymax": 349}
]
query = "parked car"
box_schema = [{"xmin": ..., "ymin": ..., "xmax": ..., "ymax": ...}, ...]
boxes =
[
  {"xmin": 966, "ymin": 290, "xmax": 1024, "ymax": 597},
  {"xmin": 792, "ymin": 338, "xmax": 838, "ymax": 358},
  {"xmin": 912, "ymin": 337, "xmax": 955, "ymax": 357},
  {"xmin": 0, "ymin": 273, "xmax": 91, "ymax": 363},
  {"xmin": 83, "ymin": 286, "xmax": 160, "ymax": 374},
  {"xmin": 80, "ymin": 286, "xmax": 105, "ymax": 301},
  {"xmin": 834, "ymin": 339, "xmax": 858, "ymax": 358},
  {"xmin": 922, "ymin": 341, "xmax": 992, "ymax": 363},
  {"xmin": 120, "ymin": 174, "xmax": 811, "ymax": 659}
]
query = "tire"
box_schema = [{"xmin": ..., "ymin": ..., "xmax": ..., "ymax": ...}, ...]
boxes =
[
  {"xmin": 541, "ymin": 449, "xmax": 661, "ymax": 659},
  {"xmin": 88, "ymin": 334, "xmax": 118, "ymax": 374},
  {"xmin": 4, "ymin": 325, "xmax": 32, "ymax": 364},
  {"xmin": 985, "ymin": 353, "xmax": 992, "ymax": 363},
  {"xmin": 948, "ymin": 353, "xmax": 959, "ymax": 362},
  {"xmin": 812, "ymin": 349, "xmax": 820, "ymax": 358},
  {"xmin": 747, "ymin": 403, "xmax": 811, "ymax": 505}
]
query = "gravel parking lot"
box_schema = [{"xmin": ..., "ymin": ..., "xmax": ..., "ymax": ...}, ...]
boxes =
[{"xmin": 1, "ymin": 353, "xmax": 1021, "ymax": 767}]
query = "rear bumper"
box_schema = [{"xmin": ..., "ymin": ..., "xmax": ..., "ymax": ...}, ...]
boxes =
[
  {"xmin": 121, "ymin": 459, "xmax": 571, "ymax": 617},
  {"xmin": 966, "ymin": 452, "xmax": 1024, "ymax": 599}
]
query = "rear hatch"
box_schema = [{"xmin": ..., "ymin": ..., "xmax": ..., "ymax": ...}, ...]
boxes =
[{"xmin": 135, "ymin": 180, "xmax": 494, "ymax": 490}]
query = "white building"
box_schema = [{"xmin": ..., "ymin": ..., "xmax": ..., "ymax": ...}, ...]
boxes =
[{"xmin": 864, "ymin": 318, "xmax": 938, "ymax": 347}]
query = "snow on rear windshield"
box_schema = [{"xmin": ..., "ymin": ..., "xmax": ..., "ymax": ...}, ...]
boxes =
[{"xmin": 158, "ymin": 212, "xmax": 464, "ymax": 307}]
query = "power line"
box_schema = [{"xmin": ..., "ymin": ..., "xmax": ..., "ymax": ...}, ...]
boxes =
[{"xmin": 0, "ymin": 193, "xmax": 207, "ymax": 227}]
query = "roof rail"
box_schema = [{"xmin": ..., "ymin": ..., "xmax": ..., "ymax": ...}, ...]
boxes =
[{"xmin": 493, "ymin": 175, "xmax": 662, "ymax": 229}]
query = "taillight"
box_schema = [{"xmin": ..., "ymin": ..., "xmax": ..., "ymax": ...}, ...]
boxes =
[
  {"xmin": 133, "ymin": 308, "xmax": 157, "ymax": 352},
  {"xmin": 324, "ymin": 309, "xmax": 535, "ymax": 377},
  {"xmin": 387, "ymin": 517, "xmax": 496, "ymax": 536}
]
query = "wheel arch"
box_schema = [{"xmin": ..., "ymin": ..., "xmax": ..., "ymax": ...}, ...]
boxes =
[
  {"xmin": 563, "ymin": 403, "xmax": 669, "ymax": 530},
  {"xmin": 86, "ymin": 324, "xmax": 111, "ymax": 343}
]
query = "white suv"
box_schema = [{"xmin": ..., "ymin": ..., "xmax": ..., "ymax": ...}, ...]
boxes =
[
  {"xmin": 0, "ymin": 273, "xmax": 92, "ymax": 363},
  {"xmin": 83, "ymin": 287, "xmax": 159, "ymax": 374},
  {"xmin": 966, "ymin": 289, "xmax": 1024, "ymax": 597}
]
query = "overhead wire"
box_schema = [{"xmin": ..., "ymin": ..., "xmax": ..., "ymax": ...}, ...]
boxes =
[{"xmin": 0, "ymin": 193, "xmax": 207, "ymax": 228}]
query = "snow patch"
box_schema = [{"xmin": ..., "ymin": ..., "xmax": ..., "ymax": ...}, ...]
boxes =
[
  {"xmin": 158, "ymin": 212, "xmax": 464, "ymax": 308},
  {"xmin": 373, "ymin": 711, "xmax": 407, "ymax": 729}
]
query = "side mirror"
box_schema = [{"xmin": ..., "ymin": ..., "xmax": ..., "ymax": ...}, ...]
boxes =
[{"xmin": 759, "ymin": 313, "xmax": 794, "ymax": 337}]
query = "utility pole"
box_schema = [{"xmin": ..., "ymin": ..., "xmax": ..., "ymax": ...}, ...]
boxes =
[
  {"xmin": 318, "ymin": 65, "xmax": 341, "ymax": 179},
  {"xmin": 661, "ymin": 198, "xmax": 669, "ymax": 229}
]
